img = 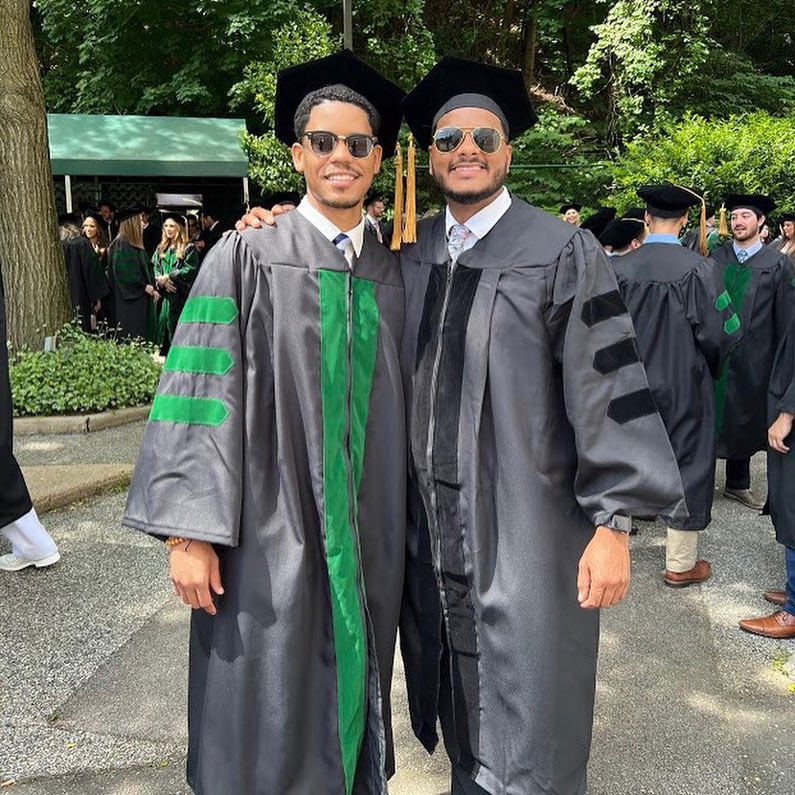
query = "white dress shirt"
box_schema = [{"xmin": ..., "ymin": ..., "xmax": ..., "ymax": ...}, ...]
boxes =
[
  {"xmin": 297, "ymin": 197, "xmax": 365, "ymax": 268},
  {"xmin": 444, "ymin": 187, "xmax": 513, "ymax": 256}
]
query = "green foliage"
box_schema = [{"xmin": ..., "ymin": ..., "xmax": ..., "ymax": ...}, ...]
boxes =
[
  {"xmin": 355, "ymin": 0, "xmax": 441, "ymax": 90},
  {"xmin": 10, "ymin": 325, "xmax": 161, "ymax": 417},
  {"xmin": 610, "ymin": 112, "xmax": 795, "ymax": 213},
  {"xmin": 35, "ymin": 0, "xmax": 298, "ymax": 116},
  {"xmin": 571, "ymin": 0, "xmax": 713, "ymax": 141},
  {"xmin": 507, "ymin": 108, "xmax": 612, "ymax": 214},
  {"xmin": 32, "ymin": 0, "xmax": 795, "ymax": 208},
  {"xmin": 571, "ymin": 0, "xmax": 795, "ymax": 142},
  {"xmin": 232, "ymin": 9, "xmax": 339, "ymax": 194}
]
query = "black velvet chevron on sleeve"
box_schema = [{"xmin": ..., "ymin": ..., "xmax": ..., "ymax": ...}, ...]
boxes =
[
  {"xmin": 580, "ymin": 290, "xmax": 627, "ymax": 328},
  {"xmin": 607, "ymin": 388, "xmax": 658, "ymax": 424},
  {"xmin": 593, "ymin": 338, "xmax": 640, "ymax": 375}
]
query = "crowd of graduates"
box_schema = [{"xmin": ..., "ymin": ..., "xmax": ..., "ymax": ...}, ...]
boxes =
[
  {"xmin": 561, "ymin": 189, "xmax": 795, "ymax": 637},
  {"xmin": 58, "ymin": 203, "xmax": 226, "ymax": 353}
]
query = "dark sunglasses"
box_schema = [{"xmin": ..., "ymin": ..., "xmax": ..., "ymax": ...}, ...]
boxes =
[
  {"xmin": 432, "ymin": 126, "xmax": 505, "ymax": 154},
  {"xmin": 302, "ymin": 131, "xmax": 378, "ymax": 158}
]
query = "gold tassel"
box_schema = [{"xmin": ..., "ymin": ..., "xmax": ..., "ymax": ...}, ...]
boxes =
[
  {"xmin": 698, "ymin": 198, "xmax": 707, "ymax": 256},
  {"xmin": 402, "ymin": 133, "xmax": 417, "ymax": 244},
  {"xmin": 719, "ymin": 203, "xmax": 728, "ymax": 237},
  {"xmin": 390, "ymin": 141, "xmax": 403, "ymax": 252}
]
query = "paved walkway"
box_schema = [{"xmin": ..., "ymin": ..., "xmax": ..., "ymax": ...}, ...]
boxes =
[{"xmin": 2, "ymin": 423, "xmax": 793, "ymax": 793}]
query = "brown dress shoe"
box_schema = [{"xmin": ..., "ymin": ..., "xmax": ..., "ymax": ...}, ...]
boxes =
[
  {"xmin": 763, "ymin": 590, "xmax": 787, "ymax": 607},
  {"xmin": 739, "ymin": 610, "xmax": 795, "ymax": 639},
  {"xmin": 664, "ymin": 559, "xmax": 712, "ymax": 588}
]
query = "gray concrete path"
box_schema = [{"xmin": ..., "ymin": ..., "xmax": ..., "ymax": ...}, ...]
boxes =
[{"xmin": 2, "ymin": 434, "xmax": 793, "ymax": 793}]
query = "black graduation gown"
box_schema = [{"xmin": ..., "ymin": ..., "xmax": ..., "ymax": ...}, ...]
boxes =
[
  {"xmin": 124, "ymin": 218, "xmax": 406, "ymax": 794},
  {"xmin": 62, "ymin": 236, "xmax": 109, "ymax": 333},
  {"xmin": 143, "ymin": 222, "xmax": 162, "ymax": 260},
  {"xmin": 767, "ymin": 313, "xmax": 795, "ymax": 548},
  {"xmin": 107, "ymin": 238, "xmax": 153, "ymax": 342},
  {"xmin": 198, "ymin": 224, "xmax": 224, "ymax": 262},
  {"xmin": 612, "ymin": 243, "xmax": 742, "ymax": 529},
  {"xmin": 399, "ymin": 199, "xmax": 686, "ymax": 794},
  {"xmin": 712, "ymin": 241, "xmax": 795, "ymax": 458},
  {"xmin": 0, "ymin": 263, "xmax": 33, "ymax": 528}
]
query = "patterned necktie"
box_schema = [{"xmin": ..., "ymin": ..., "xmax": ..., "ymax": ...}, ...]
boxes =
[
  {"xmin": 448, "ymin": 223, "xmax": 472, "ymax": 264},
  {"xmin": 737, "ymin": 248, "xmax": 749, "ymax": 263},
  {"xmin": 333, "ymin": 233, "xmax": 352, "ymax": 268}
]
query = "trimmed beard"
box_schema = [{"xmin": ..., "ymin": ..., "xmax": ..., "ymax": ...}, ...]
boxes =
[
  {"xmin": 437, "ymin": 167, "xmax": 506, "ymax": 206},
  {"xmin": 315, "ymin": 194, "xmax": 362, "ymax": 210},
  {"xmin": 732, "ymin": 224, "xmax": 760, "ymax": 242}
]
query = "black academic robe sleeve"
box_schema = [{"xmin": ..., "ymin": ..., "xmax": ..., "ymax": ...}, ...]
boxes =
[
  {"xmin": 774, "ymin": 256, "xmax": 795, "ymax": 343},
  {"xmin": 775, "ymin": 319, "xmax": 795, "ymax": 415}
]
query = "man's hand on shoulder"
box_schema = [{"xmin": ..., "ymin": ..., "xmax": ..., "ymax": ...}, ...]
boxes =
[
  {"xmin": 577, "ymin": 525, "xmax": 630, "ymax": 609},
  {"xmin": 169, "ymin": 540, "xmax": 224, "ymax": 615},
  {"xmin": 235, "ymin": 205, "xmax": 285, "ymax": 231}
]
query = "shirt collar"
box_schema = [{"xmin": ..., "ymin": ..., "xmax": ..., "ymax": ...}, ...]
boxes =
[
  {"xmin": 733, "ymin": 239, "xmax": 763, "ymax": 260},
  {"xmin": 644, "ymin": 233, "xmax": 681, "ymax": 246},
  {"xmin": 445, "ymin": 187, "xmax": 512, "ymax": 241},
  {"xmin": 298, "ymin": 197, "xmax": 365, "ymax": 257}
]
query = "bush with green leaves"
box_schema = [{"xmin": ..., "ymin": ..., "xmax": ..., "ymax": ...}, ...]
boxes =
[
  {"xmin": 9, "ymin": 325, "xmax": 161, "ymax": 417},
  {"xmin": 609, "ymin": 112, "xmax": 795, "ymax": 215}
]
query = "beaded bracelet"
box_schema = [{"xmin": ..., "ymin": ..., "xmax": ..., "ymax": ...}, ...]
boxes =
[{"xmin": 165, "ymin": 536, "xmax": 187, "ymax": 548}]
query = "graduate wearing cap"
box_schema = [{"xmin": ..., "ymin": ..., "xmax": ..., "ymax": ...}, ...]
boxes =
[
  {"xmin": 150, "ymin": 213, "xmax": 199, "ymax": 354},
  {"xmin": 599, "ymin": 213, "xmax": 646, "ymax": 256},
  {"xmin": 123, "ymin": 50, "xmax": 406, "ymax": 795},
  {"xmin": 398, "ymin": 58, "xmax": 686, "ymax": 795},
  {"xmin": 107, "ymin": 207, "xmax": 158, "ymax": 342},
  {"xmin": 711, "ymin": 194, "xmax": 795, "ymax": 509},
  {"xmin": 560, "ymin": 202, "xmax": 582, "ymax": 225},
  {"xmin": 612, "ymin": 184, "xmax": 743, "ymax": 587},
  {"xmin": 579, "ymin": 206, "xmax": 616, "ymax": 240}
]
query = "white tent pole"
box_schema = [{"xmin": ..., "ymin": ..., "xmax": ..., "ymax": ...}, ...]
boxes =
[
  {"xmin": 65, "ymin": 175, "xmax": 73, "ymax": 212},
  {"xmin": 243, "ymin": 177, "xmax": 250, "ymax": 210}
]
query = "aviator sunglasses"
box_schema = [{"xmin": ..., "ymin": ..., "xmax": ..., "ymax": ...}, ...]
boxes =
[
  {"xmin": 432, "ymin": 126, "xmax": 505, "ymax": 154},
  {"xmin": 302, "ymin": 131, "xmax": 378, "ymax": 158}
]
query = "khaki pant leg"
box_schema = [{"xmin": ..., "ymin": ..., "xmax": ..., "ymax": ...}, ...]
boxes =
[{"xmin": 666, "ymin": 528, "xmax": 699, "ymax": 573}]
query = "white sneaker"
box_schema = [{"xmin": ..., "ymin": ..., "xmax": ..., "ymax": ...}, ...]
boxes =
[{"xmin": 0, "ymin": 551, "xmax": 60, "ymax": 571}]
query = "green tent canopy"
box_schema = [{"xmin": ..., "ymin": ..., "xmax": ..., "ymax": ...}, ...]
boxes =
[{"xmin": 48, "ymin": 114, "xmax": 249, "ymax": 178}]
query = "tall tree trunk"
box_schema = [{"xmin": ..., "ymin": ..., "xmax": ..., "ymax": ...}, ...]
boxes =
[
  {"xmin": 499, "ymin": 0, "xmax": 517, "ymax": 61},
  {"xmin": 522, "ymin": 0, "xmax": 539, "ymax": 88},
  {"xmin": 0, "ymin": 0, "xmax": 69, "ymax": 351}
]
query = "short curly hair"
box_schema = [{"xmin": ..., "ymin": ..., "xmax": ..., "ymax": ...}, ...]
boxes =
[{"xmin": 293, "ymin": 84, "xmax": 381, "ymax": 141}]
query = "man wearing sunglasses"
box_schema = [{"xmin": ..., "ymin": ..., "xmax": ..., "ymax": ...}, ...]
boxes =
[
  {"xmin": 397, "ymin": 57, "xmax": 686, "ymax": 795},
  {"xmin": 124, "ymin": 51, "xmax": 408, "ymax": 794},
  {"xmin": 238, "ymin": 56, "xmax": 686, "ymax": 795}
]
